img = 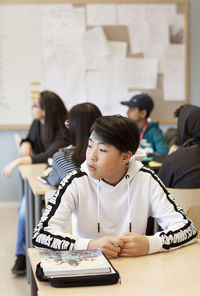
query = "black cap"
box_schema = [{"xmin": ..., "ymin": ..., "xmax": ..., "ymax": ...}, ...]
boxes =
[{"xmin": 121, "ymin": 94, "xmax": 154, "ymax": 117}]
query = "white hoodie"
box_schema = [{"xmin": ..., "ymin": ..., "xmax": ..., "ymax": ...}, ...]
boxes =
[{"xmin": 33, "ymin": 158, "xmax": 197, "ymax": 254}]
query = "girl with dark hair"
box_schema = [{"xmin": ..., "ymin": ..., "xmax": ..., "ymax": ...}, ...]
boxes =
[
  {"xmin": 3, "ymin": 90, "xmax": 70, "ymax": 175},
  {"xmin": 33, "ymin": 115, "xmax": 196, "ymax": 260},
  {"xmin": 2, "ymin": 90, "xmax": 70, "ymax": 276},
  {"xmin": 46, "ymin": 102, "xmax": 102, "ymax": 186},
  {"xmin": 39, "ymin": 90, "xmax": 69, "ymax": 144}
]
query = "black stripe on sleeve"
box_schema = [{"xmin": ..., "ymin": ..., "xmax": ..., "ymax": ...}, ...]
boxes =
[
  {"xmin": 139, "ymin": 167, "xmax": 197, "ymax": 250},
  {"xmin": 32, "ymin": 169, "xmax": 87, "ymax": 251}
]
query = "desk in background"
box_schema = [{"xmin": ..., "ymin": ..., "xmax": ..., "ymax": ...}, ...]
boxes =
[
  {"xmin": 28, "ymin": 240, "xmax": 200, "ymax": 296},
  {"xmin": 142, "ymin": 154, "xmax": 164, "ymax": 174}
]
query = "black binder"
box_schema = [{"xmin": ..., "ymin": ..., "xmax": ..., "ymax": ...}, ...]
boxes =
[{"xmin": 36, "ymin": 257, "xmax": 120, "ymax": 288}]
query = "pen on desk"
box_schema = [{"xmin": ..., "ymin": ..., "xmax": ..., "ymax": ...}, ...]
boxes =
[{"xmin": 37, "ymin": 176, "xmax": 49, "ymax": 185}]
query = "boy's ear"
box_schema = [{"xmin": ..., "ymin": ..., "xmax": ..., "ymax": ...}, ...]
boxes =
[{"xmin": 122, "ymin": 151, "xmax": 132, "ymax": 162}]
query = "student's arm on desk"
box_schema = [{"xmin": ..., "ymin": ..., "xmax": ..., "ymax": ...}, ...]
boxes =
[
  {"xmin": 2, "ymin": 156, "xmax": 32, "ymax": 178},
  {"xmin": 19, "ymin": 141, "xmax": 33, "ymax": 157}
]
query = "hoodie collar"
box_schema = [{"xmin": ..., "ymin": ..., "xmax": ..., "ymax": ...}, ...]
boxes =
[
  {"xmin": 81, "ymin": 157, "xmax": 143, "ymax": 188},
  {"xmin": 81, "ymin": 158, "xmax": 143, "ymax": 234}
]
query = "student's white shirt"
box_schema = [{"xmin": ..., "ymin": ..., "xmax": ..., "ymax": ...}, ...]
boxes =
[{"xmin": 33, "ymin": 158, "xmax": 197, "ymax": 254}]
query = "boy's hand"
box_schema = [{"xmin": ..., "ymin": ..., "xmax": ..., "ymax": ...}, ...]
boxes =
[
  {"xmin": 87, "ymin": 236, "xmax": 123, "ymax": 259},
  {"xmin": 119, "ymin": 232, "xmax": 149, "ymax": 257}
]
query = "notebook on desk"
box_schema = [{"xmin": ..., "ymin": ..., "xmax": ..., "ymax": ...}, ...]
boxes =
[{"xmin": 36, "ymin": 249, "xmax": 119, "ymax": 287}]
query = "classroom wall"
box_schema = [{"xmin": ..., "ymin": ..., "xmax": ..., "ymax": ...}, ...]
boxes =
[
  {"xmin": 0, "ymin": 129, "xmax": 27, "ymax": 202},
  {"xmin": 0, "ymin": 0, "xmax": 199, "ymax": 202}
]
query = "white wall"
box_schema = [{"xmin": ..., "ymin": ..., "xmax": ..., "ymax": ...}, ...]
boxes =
[
  {"xmin": 189, "ymin": 0, "xmax": 200, "ymax": 107},
  {"xmin": 0, "ymin": 130, "xmax": 27, "ymax": 202}
]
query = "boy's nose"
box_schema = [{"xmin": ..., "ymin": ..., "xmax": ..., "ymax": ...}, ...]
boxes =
[{"xmin": 91, "ymin": 149, "xmax": 97, "ymax": 161}]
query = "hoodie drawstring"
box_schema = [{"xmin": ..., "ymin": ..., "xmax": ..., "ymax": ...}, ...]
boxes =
[
  {"xmin": 97, "ymin": 176, "xmax": 132, "ymax": 233},
  {"xmin": 126, "ymin": 174, "xmax": 132, "ymax": 232},
  {"xmin": 97, "ymin": 180, "xmax": 100, "ymax": 233}
]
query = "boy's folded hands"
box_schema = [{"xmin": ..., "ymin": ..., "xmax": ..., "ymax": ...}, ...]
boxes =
[{"xmin": 88, "ymin": 233, "xmax": 149, "ymax": 259}]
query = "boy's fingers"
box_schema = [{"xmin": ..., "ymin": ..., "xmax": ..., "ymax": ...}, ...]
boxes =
[
  {"xmin": 102, "ymin": 246, "xmax": 120, "ymax": 258},
  {"xmin": 118, "ymin": 240, "xmax": 124, "ymax": 247},
  {"xmin": 119, "ymin": 252, "xmax": 132, "ymax": 257},
  {"xmin": 107, "ymin": 242, "xmax": 121, "ymax": 253},
  {"xmin": 120, "ymin": 235, "xmax": 131, "ymax": 243},
  {"xmin": 120, "ymin": 242, "xmax": 132, "ymax": 249}
]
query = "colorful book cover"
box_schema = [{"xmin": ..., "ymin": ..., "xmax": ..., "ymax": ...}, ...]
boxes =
[{"xmin": 39, "ymin": 249, "xmax": 111, "ymax": 277}]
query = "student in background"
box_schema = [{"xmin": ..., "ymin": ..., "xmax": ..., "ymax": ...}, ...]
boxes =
[
  {"xmin": 3, "ymin": 91, "xmax": 70, "ymax": 177},
  {"xmin": 158, "ymin": 104, "xmax": 200, "ymax": 188},
  {"xmin": 33, "ymin": 115, "xmax": 196, "ymax": 258},
  {"xmin": 121, "ymin": 94, "xmax": 169, "ymax": 156},
  {"xmin": 2, "ymin": 90, "xmax": 70, "ymax": 276},
  {"xmin": 45, "ymin": 102, "xmax": 102, "ymax": 186}
]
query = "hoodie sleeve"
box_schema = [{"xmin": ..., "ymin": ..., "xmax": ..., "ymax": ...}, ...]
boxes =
[
  {"xmin": 32, "ymin": 169, "xmax": 90, "ymax": 251},
  {"xmin": 145, "ymin": 174, "xmax": 197, "ymax": 254}
]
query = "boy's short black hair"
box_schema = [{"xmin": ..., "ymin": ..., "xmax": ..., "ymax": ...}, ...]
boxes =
[{"xmin": 90, "ymin": 115, "xmax": 140, "ymax": 154}]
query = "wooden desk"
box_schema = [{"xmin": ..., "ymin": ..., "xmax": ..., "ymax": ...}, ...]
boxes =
[
  {"xmin": 19, "ymin": 164, "xmax": 47, "ymax": 180},
  {"xmin": 18, "ymin": 164, "xmax": 55, "ymax": 284},
  {"xmin": 28, "ymin": 240, "xmax": 200, "ymax": 296}
]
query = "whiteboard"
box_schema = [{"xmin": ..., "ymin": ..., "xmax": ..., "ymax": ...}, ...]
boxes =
[
  {"xmin": 0, "ymin": 2, "xmax": 188, "ymax": 128},
  {"xmin": 0, "ymin": 5, "xmax": 44, "ymax": 126}
]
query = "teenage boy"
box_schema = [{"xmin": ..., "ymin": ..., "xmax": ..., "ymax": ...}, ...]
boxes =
[
  {"xmin": 33, "ymin": 115, "xmax": 196, "ymax": 258},
  {"xmin": 121, "ymin": 94, "xmax": 168, "ymax": 156}
]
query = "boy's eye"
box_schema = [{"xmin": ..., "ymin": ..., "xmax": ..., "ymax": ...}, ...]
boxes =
[
  {"xmin": 87, "ymin": 144, "xmax": 92, "ymax": 148},
  {"xmin": 100, "ymin": 148, "xmax": 107, "ymax": 152}
]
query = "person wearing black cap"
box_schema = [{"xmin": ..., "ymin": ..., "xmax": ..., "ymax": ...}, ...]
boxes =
[{"xmin": 121, "ymin": 94, "xmax": 169, "ymax": 156}]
